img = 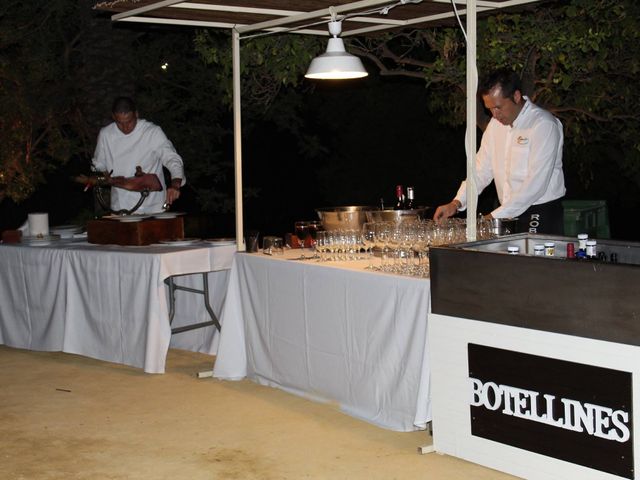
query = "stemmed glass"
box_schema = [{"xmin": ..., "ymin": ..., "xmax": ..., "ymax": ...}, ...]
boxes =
[
  {"xmin": 376, "ymin": 222, "xmax": 392, "ymax": 269},
  {"xmin": 362, "ymin": 222, "xmax": 376, "ymax": 268},
  {"xmin": 308, "ymin": 221, "xmax": 322, "ymax": 258},
  {"xmin": 295, "ymin": 221, "xmax": 309, "ymax": 258}
]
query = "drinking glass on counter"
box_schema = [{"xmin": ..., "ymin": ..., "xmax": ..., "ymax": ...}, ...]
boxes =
[
  {"xmin": 315, "ymin": 231, "xmax": 328, "ymax": 261},
  {"xmin": 295, "ymin": 221, "xmax": 309, "ymax": 258},
  {"xmin": 362, "ymin": 222, "xmax": 376, "ymax": 268}
]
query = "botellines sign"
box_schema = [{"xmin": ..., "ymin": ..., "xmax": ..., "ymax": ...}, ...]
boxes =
[
  {"xmin": 468, "ymin": 344, "xmax": 633, "ymax": 479},
  {"xmin": 469, "ymin": 378, "xmax": 630, "ymax": 442}
]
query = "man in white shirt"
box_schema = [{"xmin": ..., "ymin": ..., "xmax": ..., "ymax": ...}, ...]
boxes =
[
  {"xmin": 434, "ymin": 68, "xmax": 566, "ymax": 234},
  {"xmin": 92, "ymin": 97, "xmax": 185, "ymax": 214}
]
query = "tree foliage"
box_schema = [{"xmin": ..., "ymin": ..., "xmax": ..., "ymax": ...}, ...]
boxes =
[
  {"xmin": 0, "ymin": 0, "xmax": 93, "ymax": 202},
  {"xmin": 351, "ymin": 0, "xmax": 640, "ymax": 187}
]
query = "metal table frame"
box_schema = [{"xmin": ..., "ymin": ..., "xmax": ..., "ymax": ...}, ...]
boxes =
[{"xmin": 165, "ymin": 273, "xmax": 221, "ymax": 334}]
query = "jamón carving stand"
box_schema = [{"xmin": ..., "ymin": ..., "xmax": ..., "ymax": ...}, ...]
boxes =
[{"xmin": 74, "ymin": 166, "xmax": 163, "ymax": 215}]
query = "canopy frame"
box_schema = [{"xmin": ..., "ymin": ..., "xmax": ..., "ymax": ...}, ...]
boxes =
[{"xmin": 96, "ymin": 0, "xmax": 551, "ymax": 247}]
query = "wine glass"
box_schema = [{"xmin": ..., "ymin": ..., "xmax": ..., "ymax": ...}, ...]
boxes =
[
  {"xmin": 362, "ymin": 222, "xmax": 376, "ymax": 268},
  {"xmin": 295, "ymin": 221, "xmax": 309, "ymax": 258},
  {"xmin": 308, "ymin": 221, "xmax": 322, "ymax": 258}
]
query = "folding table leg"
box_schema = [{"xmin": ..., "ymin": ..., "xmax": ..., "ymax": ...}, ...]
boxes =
[{"xmin": 165, "ymin": 273, "xmax": 221, "ymax": 334}]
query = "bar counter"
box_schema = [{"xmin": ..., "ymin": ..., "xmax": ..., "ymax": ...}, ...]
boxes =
[{"xmin": 429, "ymin": 233, "xmax": 640, "ymax": 480}]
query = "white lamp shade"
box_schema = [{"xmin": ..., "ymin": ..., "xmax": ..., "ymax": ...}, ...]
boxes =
[{"xmin": 305, "ymin": 38, "xmax": 368, "ymax": 80}]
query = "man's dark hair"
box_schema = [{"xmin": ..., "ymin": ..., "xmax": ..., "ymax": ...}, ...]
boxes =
[
  {"xmin": 478, "ymin": 68, "xmax": 521, "ymax": 99},
  {"xmin": 111, "ymin": 96, "xmax": 137, "ymax": 115}
]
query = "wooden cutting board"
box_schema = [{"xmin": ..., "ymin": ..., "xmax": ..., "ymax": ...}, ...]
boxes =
[{"xmin": 87, "ymin": 217, "xmax": 184, "ymax": 246}]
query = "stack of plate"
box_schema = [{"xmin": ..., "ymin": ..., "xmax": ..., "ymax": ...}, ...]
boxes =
[
  {"xmin": 102, "ymin": 214, "xmax": 151, "ymax": 223},
  {"xmin": 151, "ymin": 212, "xmax": 186, "ymax": 219},
  {"xmin": 204, "ymin": 237, "xmax": 236, "ymax": 246},
  {"xmin": 50, "ymin": 224, "xmax": 83, "ymax": 238},
  {"xmin": 158, "ymin": 238, "xmax": 201, "ymax": 246},
  {"xmin": 22, "ymin": 234, "xmax": 61, "ymax": 246}
]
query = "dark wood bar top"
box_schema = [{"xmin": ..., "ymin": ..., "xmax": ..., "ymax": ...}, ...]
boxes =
[{"xmin": 430, "ymin": 236, "xmax": 640, "ymax": 347}]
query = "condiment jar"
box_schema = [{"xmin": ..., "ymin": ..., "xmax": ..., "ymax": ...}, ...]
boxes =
[
  {"xmin": 577, "ymin": 233, "xmax": 588, "ymax": 252},
  {"xmin": 507, "ymin": 246, "xmax": 520, "ymax": 255},
  {"xmin": 544, "ymin": 241, "xmax": 555, "ymax": 257},
  {"xmin": 586, "ymin": 239, "xmax": 597, "ymax": 259},
  {"xmin": 533, "ymin": 244, "xmax": 545, "ymax": 256}
]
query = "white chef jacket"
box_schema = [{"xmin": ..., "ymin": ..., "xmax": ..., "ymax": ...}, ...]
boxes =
[
  {"xmin": 455, "ymin": 97, "xmax": 565, "ymax": 219},
  {"xmin": 92, "ymin": 119, "xmax": 185, "ymax": 214}
]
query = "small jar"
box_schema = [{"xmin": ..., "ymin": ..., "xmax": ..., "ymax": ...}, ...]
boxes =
[
  {"xmin": 533, "ymin": 244, "xmax": 545, "ymax": 256},
  {"xmin": 586, "ymin": 239, "xmax": 597, "ymax": 259},
  {"xmin": 507, "ymin": 246, "xmax": 520, "ymax": 255},
  {"xmin": 577, "ymin": 233, "xmax": 588, "ymax": 252},
  {"xmin": 544, "ymin": 242, "xmax": 555, "ymax": 257}
]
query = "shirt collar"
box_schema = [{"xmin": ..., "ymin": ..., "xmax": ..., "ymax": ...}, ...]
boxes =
[{"xmin": 510, "ymin": 96, "xmax": 531, "ymax": 129}]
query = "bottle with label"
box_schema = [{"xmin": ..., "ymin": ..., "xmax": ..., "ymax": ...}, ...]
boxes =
[
  {"xmin": 394, "ymin": 185, "xmax": 405, "ymax": 210},
  {"xmin": 576, "ymin": 233, "xmax": 588, "ymax": 260},
  {"xmin": 566, "ymin": 243, "xmax": 576, "ymax": 259},
  {"xmin": 405, "ymin": 187, "xmax": 415, "ymax": 210}
]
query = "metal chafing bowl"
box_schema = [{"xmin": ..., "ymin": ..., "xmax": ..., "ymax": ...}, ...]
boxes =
[
  {"xmin": 365, "ymin": 207, "xmax": 431, "ymax": 224},
  {"xmin": 315, "ymin": 206, "xmax": 376, "ymax": 231}
]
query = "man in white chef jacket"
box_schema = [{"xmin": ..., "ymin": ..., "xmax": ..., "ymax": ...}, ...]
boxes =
[
  {"xmin": 434, "ymin": 68, "xmax": 566, "ymax": 234},
  {"xmin": 91, "ymin": 96, "xmax": 185, "ymax": 214}
]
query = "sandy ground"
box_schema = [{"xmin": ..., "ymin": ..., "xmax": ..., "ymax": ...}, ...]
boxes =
[{"xmin": 0, "ymin": 346, "xmax": 517, "ymax": 479}]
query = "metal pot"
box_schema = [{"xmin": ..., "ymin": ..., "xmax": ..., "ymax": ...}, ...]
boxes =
[
  {"xmin": 490, "ymin": 217, "xmax": 518, "ymax": 236},
  {"xmin": 365, "ymin": 207, "xmax": 431, "ymax": 224},
  {"xmin": 315, "ymin": 206, "xmax": 376, "ymax": 231}
]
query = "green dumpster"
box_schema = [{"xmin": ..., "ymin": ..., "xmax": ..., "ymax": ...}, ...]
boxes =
[{"xmin": 562, "ymin": 200, "xmax": 610, "ymax": 239}]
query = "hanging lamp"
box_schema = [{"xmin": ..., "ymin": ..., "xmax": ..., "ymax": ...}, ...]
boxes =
[{"xmin": 305, "ymin": 20, "xmax": 368, "ymax": 80}]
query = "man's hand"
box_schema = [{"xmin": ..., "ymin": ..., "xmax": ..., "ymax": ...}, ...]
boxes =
[
  {"xmin": 433, "ymin": 200, "xmax": 461, "ymax": 223},
  {"xmin": 165, "ymin": 178, "xmax": 182, "ymax": 205}
]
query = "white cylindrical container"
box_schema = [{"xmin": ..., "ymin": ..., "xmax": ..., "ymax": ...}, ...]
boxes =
[
  {"xmin": 544, "ymin": 241, "xmax": 555, "ymax": 257},
  {"xmin": 577, "ymin": 233, "xmax": 588, "ymax": 251},
  {"xmin": 507, "ymin": 246, "xmax": 519, "ymax": 255},
  {"xmin": 586, "ymin": 239, "xmax": 597, "ymax": 259},
  {"xmin": 533, "ymin": 244, "xmax": 545, "ymax": 256},
  {"xmin": 28, "ymin": 213, "xmax": 49, "ymax": 237}
]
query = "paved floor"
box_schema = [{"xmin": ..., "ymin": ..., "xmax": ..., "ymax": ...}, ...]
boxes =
[{"xmin": 0, "ymin": 346, "xmax": 517, "ymax": 479}]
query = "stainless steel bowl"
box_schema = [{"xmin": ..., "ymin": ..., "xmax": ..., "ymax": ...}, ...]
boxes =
[
  {"xmin": 365, "ymin": 207, "xmax": 431, "ymax": 224},
  {"xmin": 315, "ymin": 206, "xmax": 376, "ymax": 231},
  {"xmin": 490, "ymin": 217, "xmax": 518, "ymax": 236}
]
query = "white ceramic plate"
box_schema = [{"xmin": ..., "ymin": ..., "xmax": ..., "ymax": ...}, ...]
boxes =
[
  {"xmin": 103, "ymin": 214, "xmax": 151, "ymax": 222},
  {"xmin": 22, "ymin": 234, "xmax": 61, "ymax": 246},
  {"xmin": 50, "ymin": 224, "xmax": 82, "ymax": 231},
  {"xmin": 151, "ymin": 212, "xmax": 185, "ymax": 219},
  {"xmin": 204, "ymin": 238, "xmax": 236, "ymax": 246},
  {"xmin": 158, "ymin": 238, "xmax": 201, "ymax": 246},
  {"xmin": 50, "ymin": 225, "xmax": 83, "ymax": 238}
]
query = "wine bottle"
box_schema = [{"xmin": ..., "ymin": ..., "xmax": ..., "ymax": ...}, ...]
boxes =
[
  {"xmin": 394, "ymin": 185, "xmax": 405, "ymax": 210},
  {"xmin": 405, "ymin": 187, "xmax": 415, "ymax": 209}
]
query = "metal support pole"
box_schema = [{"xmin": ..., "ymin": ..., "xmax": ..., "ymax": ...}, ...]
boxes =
[
  {"xmin": 232, "ymin": 29, "xmax": 245, "ymax": 252},
  {"xmin": 465, "ymin": 0, "xmax": 478, "ymax": 241}
]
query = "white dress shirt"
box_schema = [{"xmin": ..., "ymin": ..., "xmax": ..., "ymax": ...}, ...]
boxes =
[
  {"xmin": 455, "ymin": 98, "xmax": 565, "ymax": 219},
  {"xmin": 92, "ymin": 119, "xmax": 185, "ymax": 214}
]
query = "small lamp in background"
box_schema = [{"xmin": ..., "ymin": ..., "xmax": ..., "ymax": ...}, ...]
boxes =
[{"xmin": 305, "ymin": 21, "xmax": 368, "ymax": 80}]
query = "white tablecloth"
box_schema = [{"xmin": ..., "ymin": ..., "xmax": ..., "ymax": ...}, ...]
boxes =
[
  {"xmin": 0, "ymin": 240, "xmax": 235, "ymax": 373},
  {"xmin": 213, "ymin": 251, "xmax": 432, "ymax": 431}
]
